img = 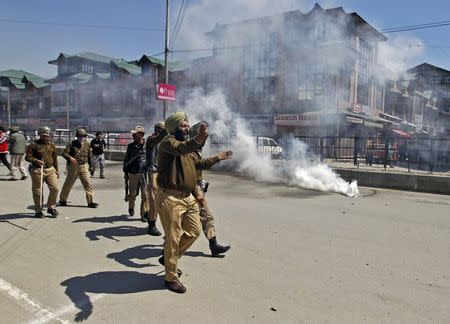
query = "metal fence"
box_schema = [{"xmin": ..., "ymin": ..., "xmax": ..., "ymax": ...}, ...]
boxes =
[
  {"xmin": 22, "ymin": 129, "xmax": 133, "ymax": 151},
  {"xmin": 22, "ymin": 130, "xmax": 450, "ymax": 173},
  {"xmin": 293, "ymin": 136, "xmax": 450, "ymax": 173}
]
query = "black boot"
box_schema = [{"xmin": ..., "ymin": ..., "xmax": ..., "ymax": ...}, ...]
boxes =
[
  {"xmin": 147, "ymin": 220, "xmax": 162, "ymax": 236},
  {"xmin": 47, "ymin": 208, "xmax": 59, "ymax": 218},
  {"xmin": 35, "ymin": 211, "xmax": 44, "ymax": 218},
  {"xmin": 209, "ymin": 237, "xmax": 231, "ymax": 257}
]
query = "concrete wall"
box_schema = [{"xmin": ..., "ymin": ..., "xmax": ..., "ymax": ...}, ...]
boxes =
[{"xmin": 335, "ymin": 168, "xmax": 450, "ymax": 195}]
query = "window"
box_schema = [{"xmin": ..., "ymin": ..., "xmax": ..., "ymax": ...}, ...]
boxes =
[
  {"xmin": 356, "ymin": 39, "xmax": 372, "ymax": 105},
  {"xmin": 431, "ymin": 76, "xmax": 440, "ymax": 83},
  {"xmin": 243, "ymin": 36, "xmax": 277, "ymax": 103},
  {"xmin": 82, "ymin": 64, "xmax": 94, "ymax": 74},
  {"xmin": 297, "ymin": 65, "xmax": 324, "ymax": 101},
  {"xmin": 445, "ymin": 76, "xmax": 450, "ymax": 83}
]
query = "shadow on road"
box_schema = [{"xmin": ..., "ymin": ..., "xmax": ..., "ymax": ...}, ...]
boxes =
[
  {"xmin": 85, "ymin": 225, "xmax": 147, "ymax": 241},
  {"xmin": 73, "ymin": 214, "xmax": 136, "ymax": 224},
  {"xmin": 184, "ymin": 250, "xmax": 223, "ymax": 258},
  {"xmin": 0, "ymin": 213, "xmax": 36, "ymax": 221},
  {"xmin": 107, "ymin": 244, "xmax": 163, "ymax": 268},
  {"xmin": 61, "ymin": 271, "xmax": 165, "ymax": 322}
]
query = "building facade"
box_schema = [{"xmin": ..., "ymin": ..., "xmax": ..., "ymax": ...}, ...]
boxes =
[{"xmin": 182, "ymin": 3, "xmax": 390, "ymax": 137}]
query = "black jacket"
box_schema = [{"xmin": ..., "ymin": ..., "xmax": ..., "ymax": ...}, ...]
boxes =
[
  {"xmin": 90, "ymin": 138, "xmax": 106, "ymax": 155},
  {"xmin": 123, "ymin": 141, "xmax": 146, "ymax": 174}
]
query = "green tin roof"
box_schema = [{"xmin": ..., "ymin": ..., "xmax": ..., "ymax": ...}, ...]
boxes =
[
  {"xmin": 140, "ymin": 55, "xmax": 187, "ymax": 72},
  {"xmin": 50, "ymin": 51, "xmax": 116, "ymax": 65},
  {"xmin": 0, "ymin": 69, "xmax": 48, "ymax": 89},
  {"xmin": 112, "ymin": 59, "xmax": 142, "ymax": 75}
]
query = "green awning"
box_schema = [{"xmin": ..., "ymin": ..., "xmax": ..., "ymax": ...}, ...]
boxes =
[{"xmin": 364, "ymin": 121, "xmax": 383, "ymax": 128}]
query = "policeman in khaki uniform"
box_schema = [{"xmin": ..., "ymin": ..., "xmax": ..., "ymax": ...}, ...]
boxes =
[
  {"xmin": 59, "ymin": 127, "xmax": 98, "ymax": 208},
  {"xmin": 25, "ymin": 126, "xmax": 59, "ymax": 218},
  {"xmin": 155, "ymin": 112, "xmax": 208, "ymax": 294},
  {"xmin": 189, "ymin": 122, "xmax": 233, "ymax": 256}
]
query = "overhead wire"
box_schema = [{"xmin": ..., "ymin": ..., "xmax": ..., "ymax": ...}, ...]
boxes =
[
  {"xmin": 169, "ymin": 0, "xmax": 186, "ymax": 48},
  {"xmin": 382, "ymin": 20, "xmax": 450, "ymax": 33},
  {"xmin": 170, "ymin": 0, "xmax": 190, "ymax": 50}
]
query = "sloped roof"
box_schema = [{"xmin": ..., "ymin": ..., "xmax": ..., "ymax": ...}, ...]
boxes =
[
  {"xmin": 408, "ymin": 63, "xmax": 450, "ymax": 75},
  {"xmin": 138, "ymin": 55, "xmax": 187, "ymax": 72},
  {"xmin": 22, "ymin": 76, "xmax": 49, "ymax": 89},
  {"xmin": 207, "ymin": 2, "xmax": 386, "ymax": 41},
  {"xmin": 49, "ymin": 51, "xmax": 117, "ymax": 65},
  {"xmin": 111, "ymin": 59, "xmax": 142, "ymax": 75},
  {"xmin": 0, "ymin": 69, "xmax": 48, "ymax": 89}
]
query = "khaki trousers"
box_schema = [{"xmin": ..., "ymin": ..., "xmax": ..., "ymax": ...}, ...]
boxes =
[
  {"xmin": 128, "ymin": 173, "xmax": 149, "ymax": 217},
  {"xmin": 10, "ymin": 154, "xmax": 27, "ymax": 179},
  {"xmin": 155, "ymin": 188, "xmax": 201, "ymax": 282},
  {"xmin": 30, "ymin": 166, "xmax": 59, "ymax": 212},
  {"xmin": 146, "ymin": 171, "xmax": 158, "ymax": 221},
  {"xmin": 199, "ymin": 197, "xmax": 216, "ymax": 240},
  {"xmin": 60, "ymin": 163, "xmax": 94, "ymax": 204}
]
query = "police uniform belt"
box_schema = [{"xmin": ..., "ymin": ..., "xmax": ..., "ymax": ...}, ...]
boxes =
[{"xmin": 160, "ymin": 188, "xmax": 190, "ymax": 198}]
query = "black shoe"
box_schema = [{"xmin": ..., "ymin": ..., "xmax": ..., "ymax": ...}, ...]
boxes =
[
  {"xmin": 35, "ymin": 212, "xmax": 44, "ymax": 218},
  {"xmin": 209, "ymin": 237, "xmax": 231, "ymax": 257},
  {"xmin": 90, "ymin": 171, "xmax": 94, "ymax": 176},
  {"xmin": 47, "ymin": 208, "xmax": 59, "ymax": 218},
  {"xmin": 141, "ymin": 212, "xmax": 148, "ymax": 223},
  {"xmin": 88, "ymin": 202, "xmax": 99, "ymax": 208},
  {"xmin": 21, "ymin": 176, "xmax": 28, "ymax": 180},
  {"xmin": 58, "ymin": 200, "xmax": 67, "ymax": 206},
  {"xmin": 8, "ymin": 178, "xmax": 17, "ymax": 181},
  {"xmin": 100, "ymin": 175, "xmax": 105, "ymax": 179},
  {"xmin": 147, "ymin": 220, "xmax": 162, "ymax": 236},
  {"xmin": 128, "ymin": 208, "xmax": 135, "ymax": 216},
  {"xmin": 164, "ymin": 279, "xmax": 186, "ymax": 294},
  {"xmin": 158, "ymin": 256, "xmax": 182, "ymax": 277}
]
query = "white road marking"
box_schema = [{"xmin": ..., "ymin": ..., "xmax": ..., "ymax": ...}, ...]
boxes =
[
  {"xmin": 0, "ymin": 276, "xmax": 104, "ymax": 324},
  {"xmin": 0, "ymin": 277, "xmax": 69, "ymax": 323},
  {"xmin": 28, "ymin": 294, "xmax": 105, "ymax": 324}
]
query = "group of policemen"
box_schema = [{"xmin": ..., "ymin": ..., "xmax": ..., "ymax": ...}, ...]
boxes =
[
  {"xmin": 25, "ymin": 111, "xmax": 232, "ymax": 293},
  {"xmin": 25, "ymin": 126, "xmax": 100, "ymax": 218}
]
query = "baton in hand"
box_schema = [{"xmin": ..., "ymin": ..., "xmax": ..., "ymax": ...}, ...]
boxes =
[{"xmin": 40, "ymin": 164, "xmax": 44, "ymax": 210}]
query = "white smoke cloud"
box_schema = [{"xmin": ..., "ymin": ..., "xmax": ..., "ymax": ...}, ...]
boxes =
[
  {"xmin": 378, "ymin": 36, "xmax": 425, "ymax": 79},
  {"xmin": 173, "ymin": 0, "xmax": 311, "ymax": 54},
  {"xmin": 179, "ymin": 89, "xmax": 359, "ymax": 197}
]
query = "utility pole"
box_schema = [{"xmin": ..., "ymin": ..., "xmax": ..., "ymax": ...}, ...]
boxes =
[
  {"xmin": 163, "ymin": 0, "xmax": 170, "ymax": 120},
  {"xmin": 66, "ymin": 80, "xmax": 70, "ymax": 130}
]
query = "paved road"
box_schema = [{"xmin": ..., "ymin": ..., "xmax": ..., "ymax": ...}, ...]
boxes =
[{"xmin": 0, "ymin": 162, "xmax": 449, "ymax": 323}]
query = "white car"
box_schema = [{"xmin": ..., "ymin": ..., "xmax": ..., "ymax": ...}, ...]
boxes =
[{"xmin": 254, "ymin": 136, "xmax": 283, "ymax": 159}]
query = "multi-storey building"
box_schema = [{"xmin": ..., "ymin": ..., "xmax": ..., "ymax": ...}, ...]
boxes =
[
  {"xmin": 0, "ymin": 70, "xmax": 50, "ymax": 129},
  {"xmin": 182, "ymin": 3, "xmax": 390, "ymax": 136},
  {"xmin": 46, "ymin": 51, "xmax": 183, "ymax": 130}
]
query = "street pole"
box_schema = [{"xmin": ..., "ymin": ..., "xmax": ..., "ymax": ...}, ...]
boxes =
[
  {"xmin": 163, "ymin": 0, "xmax": 170, "ymax": 120},
  {"xmin": 7, "ymin": 88, "xmax": 11, "ymax": 129},
  {"xmin": 66, "ymin": 80, "xmax": 70, "ymax": 130}
]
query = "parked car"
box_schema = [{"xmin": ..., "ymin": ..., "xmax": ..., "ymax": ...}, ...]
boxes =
[
  {"xmin": 53, "ymin": 129, "xmax": 71, "ymax": 145},
  {"xmin": 254, "ymin": 136, "xmax": 283, "ymax": 159}
]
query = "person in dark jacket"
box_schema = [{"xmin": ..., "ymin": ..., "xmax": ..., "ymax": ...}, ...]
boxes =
[
  {"xmin": 90, "ymin": 131, "xmax": 106, "ymax": 178},
  {"xmin": 123, "ymin": 126, "xmax": 153, "ymax": 225},
  {"xmin": 0, "ymin": 126, "xmax": 11, "ymax": 171},
  {"xmin": 8, "ymin": 126, "xmax": 27, "ymax": 180}
]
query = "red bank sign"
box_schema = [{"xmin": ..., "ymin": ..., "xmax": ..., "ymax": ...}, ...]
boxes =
[{"xmin": 157, "ymin": 83, "xmax": 176, "ymax": 101}]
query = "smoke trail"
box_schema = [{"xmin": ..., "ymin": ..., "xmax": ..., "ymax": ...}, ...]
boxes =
[{"xmin": 179, "ymin": 89, "xmax": 359, "ymax": 197}]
